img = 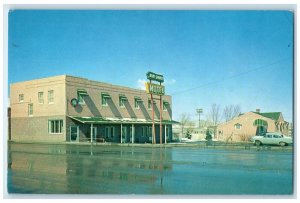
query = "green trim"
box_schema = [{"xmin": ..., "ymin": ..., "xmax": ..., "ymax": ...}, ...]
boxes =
[
  {"xmin": 77, "ymin": 89, "xmax": 88, "ymax": 96},
  {"xmin": 119, "ymin": 94, "xmax": 127, "ymax": 100},
  {"xmin": 253, "ymin": 119, "xmax": 268, "ymax": 126},
  {"xmin": 163, "ymin": 101, "xmax": 169, "ymax": 105},
  {"xmin": 101, "ymin": 92, "xmax": 111, "ymax": 98},
  {"xmin": 253, "ymin": 111, "xmax": 281, "ymax": 121},
  {"xmin": 134, "ymin": 96, "xmax": 142, "ymax": 101},
  {"xmin": 68, "ymin": 116, "xmax": 178, "ymax": 125}
]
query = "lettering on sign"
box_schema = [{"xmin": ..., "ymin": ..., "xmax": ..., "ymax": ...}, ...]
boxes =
[
  {"xmin": 145, "ymin": 82, "xmax": 165, "ymax": 95},
  {"xmin": 146, "ymin": 71, "xmax": 164, "ymax": 83}
]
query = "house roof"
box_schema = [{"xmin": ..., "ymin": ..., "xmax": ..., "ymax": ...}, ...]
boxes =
[{"xmin": 253, "ymin": 112, "xmax": 281, "ymax": 121}]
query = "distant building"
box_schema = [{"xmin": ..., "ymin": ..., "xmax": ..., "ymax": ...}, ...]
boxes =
[
  {"xmin": 217, "ymin": 109, "xmax": 290, "ymax": 142},
  {"xmin": 10, "ymin": 75, "xmax": 177, "ymax": 143}
]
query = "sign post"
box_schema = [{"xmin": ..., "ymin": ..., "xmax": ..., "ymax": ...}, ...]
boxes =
[
  {"xmin": 150, "ymin": 80, "xmax": 156, "ymax": 144},
  {"xmin": 146, "ymin": 71, "xmax": 165, "ymax": 145}
]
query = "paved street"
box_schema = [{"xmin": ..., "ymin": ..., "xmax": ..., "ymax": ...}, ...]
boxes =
[{"xmin": 7, "ymin": 142, "xmax": 293, "ymax": 195}]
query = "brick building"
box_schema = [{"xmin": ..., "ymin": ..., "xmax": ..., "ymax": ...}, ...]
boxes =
[
  {"xmin": 10, "ymin": 75, "xmax": 175, "ymax": 143},
  {"xmin": 216, "ymin": 110, "xmax": 290, "ymax": 142}
]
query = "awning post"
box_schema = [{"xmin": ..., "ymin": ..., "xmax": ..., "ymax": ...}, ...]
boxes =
[
  {"xmin": 121, "ymin": 123, "xmax": 123, "ymax": 144},
  {"xmin": 165, "ymin": 125, "xmax": 167, "ymax": 144},
  {"xmin": 91, "ymin": 123, "xmax": 93, "ymax": 143},
  {"xmin": 132, "ymin": 124, "xmax": 134, "ymax": 144}
]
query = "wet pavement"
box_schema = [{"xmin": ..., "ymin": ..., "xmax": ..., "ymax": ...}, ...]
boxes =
[{"xmin": 7, "ymin": 142, "xmax": 293, "ymax": 195}]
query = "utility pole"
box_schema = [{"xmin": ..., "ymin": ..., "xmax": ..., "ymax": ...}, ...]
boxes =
[{"xmin": 196, "ymin": 108, "xmax": 203, "ymax": 128}]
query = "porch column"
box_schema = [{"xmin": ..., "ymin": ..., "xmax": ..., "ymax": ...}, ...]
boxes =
[
  {"xmin": 132, "ymin": 124, "xmax": 135, "ymax": 144},
  {"xmin": 164, "ymin": 125, "xmax": 167, "ymax": 144},
  {"xmin": 90, "ymin": 123, "xmax": 93, "ymax": 143},
  {"xmin": 121, "ymin": 123, "xmax": 123, "ymax": 144}
]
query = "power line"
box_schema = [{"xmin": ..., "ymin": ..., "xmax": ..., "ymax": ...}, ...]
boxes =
[{"xmin": 171, "ymin": 57, "xmax": 290, "ymax": 96}]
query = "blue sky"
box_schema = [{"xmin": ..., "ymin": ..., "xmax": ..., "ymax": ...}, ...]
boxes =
[{"xmin": 8, "ymin": 10, "xmax": 294, "ymax": 122}]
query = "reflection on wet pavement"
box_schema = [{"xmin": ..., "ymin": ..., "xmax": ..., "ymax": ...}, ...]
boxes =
[{"xmin": 7, "ymin": 143, "xmax": 293, "ymax": 194}]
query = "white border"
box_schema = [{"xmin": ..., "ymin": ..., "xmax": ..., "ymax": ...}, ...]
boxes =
[{"xmin": 1, "ymin": 1, "xmax": 298, "ymax": 202}]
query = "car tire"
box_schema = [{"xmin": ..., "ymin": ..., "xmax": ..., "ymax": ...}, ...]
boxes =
[
  {"xmin": 255, "ymin": 140, "xmax": 261, "ymax": 146},
  {"xmin": 279, "ymin": 142, "xmax": 286, "ymax": 147}
]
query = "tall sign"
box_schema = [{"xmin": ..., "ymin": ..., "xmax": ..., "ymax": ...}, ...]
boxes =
[
  {"xmin": 145, "ymin": 82, "xmax": 165, "ymax": 95},
  {"xmin": 145, "ymin": 71, "xmax": 165, "ymax": 145}
]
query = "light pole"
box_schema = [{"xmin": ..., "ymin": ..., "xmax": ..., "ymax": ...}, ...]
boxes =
[{"xmin": 196, "ymin": 108, "xmax": 203, "ymax": 128}]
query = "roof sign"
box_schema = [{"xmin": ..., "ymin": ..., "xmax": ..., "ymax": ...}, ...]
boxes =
[{"xmin": 146, "ymin": 71, "xmax": 164, "ymax": 83}]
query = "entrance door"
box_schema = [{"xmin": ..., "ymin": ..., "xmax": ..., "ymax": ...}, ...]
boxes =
[{"xmin": 70, "ymin": 126, "xmax": 79, "ymax": 142}]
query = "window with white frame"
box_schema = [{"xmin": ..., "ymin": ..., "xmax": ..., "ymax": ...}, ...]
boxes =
[
  {"xmin": 48, "ymin": 90, "xmax": 54, "ymax": 104},
  {"xmin": 119, "ymin": 95, "xmax": 127, "ymax": 107},
  {"xmin": 163, "ymin": 101, "xmax": 169, "ymax": 111},
  {"xmin": 38, "ymin": 92, "xmax": 44, "ymax": 104},
  {"xmin": 19, "ymin": 94, "xmax": 24, "ymax": 103},
  {"xmin": 77, "ymin": 89, "xmax": 88, "ymax": 104},
  {"xmin": 101, "ymin": 93, "xmax": 110, "ymax": 106},
  {"xmin": 134, "ymin": 97, "xmax": 142, "ymax": 109},
  {"xmin": 48, "ymin": 120, "xmax": 63, "ymax": 134},
  {"xmin": 28, "ymin": 104, "xmax": 33, "ymax": 116}
]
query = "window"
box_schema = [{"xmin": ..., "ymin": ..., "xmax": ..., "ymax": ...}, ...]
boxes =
[
  {"xmin": 234, "ymin": 123, "xmax": 242, "ymax": 130},
  {"xmin": 273, "ymin": 134, "xmax": 280, "ymax": 138},
  {"xmin": 77, "ymin": 89, "xmax": 88, "ymax": 104},
  {"xmin": 134, "ymin": 97, "xmax": 142, "ymax": 109},
  {"xmin": 148, "ymin": 99, "xmax": 152, "ymax": 110},
  {"xmin": 19, "ymin": 94, "xmax": 24, "ymax": 103},
  {"xmin": 78, "ymin": 94, "xmax": 85, "ymax": 104},
  {"xmin": 48, "ymin": 90, "xmax": 54, "ymax": 104},
  {"xmin": 28, "ymin": 104, "xmax": 33, "ymax": 116},
  {"xmin": 119, "ymin": 95, "xmax": 127, "ymax": 107},
  {"xmin": 101, "ymin": 93, "xmax": 110, "ymax": 106},
  {"xmin": 38, "ymin": 92, "xmax": 44, "ymax": 104},
  {"xmin": 48, "ymin": 120, "xmax": 63, "ymax": 134},
  {"xmin": 163, "ymin": 101, "xmax": 169, "ymax": 111}
]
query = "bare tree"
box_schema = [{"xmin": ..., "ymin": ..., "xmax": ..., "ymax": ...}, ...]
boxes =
[
  {"xmin": 223, "ymin": 104, "xmax": 241, "ymax": 121},
  {"xmin": 208, "ymin": 103, "xmax": 221, "ymax": 126},
  {"xmin": 179, "ymin": 113, "xmax": 194, "ymax": 138}
]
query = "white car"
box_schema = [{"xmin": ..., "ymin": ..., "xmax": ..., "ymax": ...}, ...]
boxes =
[{"xmin": 250, "ymin": 132, "xmax": 293, "ymax": 146}]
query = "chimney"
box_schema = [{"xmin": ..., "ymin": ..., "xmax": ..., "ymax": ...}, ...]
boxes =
[{"xmin": 256, "ymin": 109, "xmax": 260, "ymax": 113}]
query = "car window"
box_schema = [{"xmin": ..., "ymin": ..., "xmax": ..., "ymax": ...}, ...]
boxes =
[
  {"xmin": 265, "ymin": 134, "xmax": 272, "ymax": 138},
  {"xmin": 273, "ymin": 135, "xmax": 279, "ymax": 138}
]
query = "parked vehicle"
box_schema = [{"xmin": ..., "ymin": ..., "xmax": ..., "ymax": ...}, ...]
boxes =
[{"xmin": 250, "ymin": 132, "xmax": 293, "ymax": 146}]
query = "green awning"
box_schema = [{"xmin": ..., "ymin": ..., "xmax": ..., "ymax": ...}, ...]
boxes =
[
  {"xmin": 68, "ymin": 116, "xmax": 178, "ymax": 125},
  {"xmin": 119, "ymin": 94, "xmax": 127, "ymax": 100},
  {"xmin": 253, "ymin": 119, "xmax": 268, "ymax": 126},
  {"xmin": 101, "ymin": 92, "xmax": 111, "ymax": 98},
  {"xmin": 77, "ymin": 89, "xmax": 88, "ymax": 96},
  {"xmin": 163, "ymin": 101, "xmax": 169, "ymax": 105},
  {"xmin": 134, "ymin": 96, "xmax": 143, "ymax": 102}
]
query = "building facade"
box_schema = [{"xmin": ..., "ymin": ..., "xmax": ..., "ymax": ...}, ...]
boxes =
[
  {"xmin": 10, "ymin": 75, "xmax": 175, "ymax": 143},
  {"xmin": 217, "ymin": 110, "xmax": 290, "ymax": 142}
]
